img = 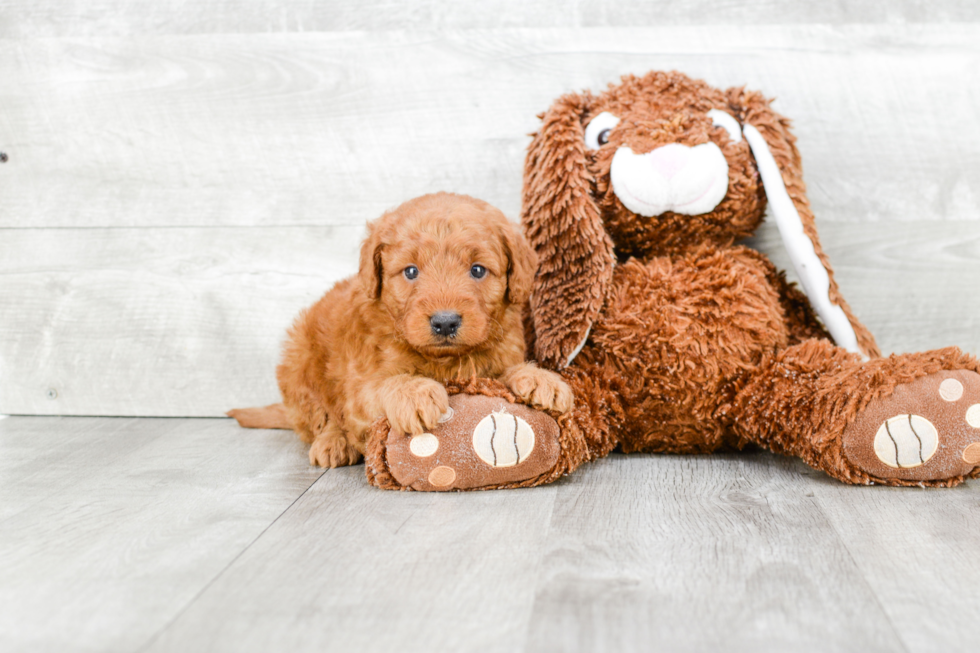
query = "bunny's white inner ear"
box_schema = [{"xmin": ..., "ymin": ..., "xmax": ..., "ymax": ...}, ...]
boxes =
[
  {"xmin": 742, "ymin": 124, "xmax": 862, "ymax": 356},
  {"xmin": 708, "ymin": 109, "xmax": 742, "ymax": 143},
  {"xmin": 565, "ymin": 326, "xmax": 591, "ymax": 368}
]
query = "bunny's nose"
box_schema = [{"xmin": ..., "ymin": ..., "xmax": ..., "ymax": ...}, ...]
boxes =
[{"xmin": 644, "ymin": 143, "xmax": 691, "ymax": 180}]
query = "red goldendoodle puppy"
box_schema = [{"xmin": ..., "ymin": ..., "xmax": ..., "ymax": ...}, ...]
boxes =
[{"xmin": 230, "ymin": 192, "xmax": 572, "ymax": 467}]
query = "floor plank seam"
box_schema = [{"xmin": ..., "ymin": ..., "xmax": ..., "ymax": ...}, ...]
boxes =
[
  {"xmin": 809, "ymin": 493, "xmax": 912, "ymax": 653},
  {"xmin": 0, "ymin": 417, "xmax": 145, "ymax": 529},
  {"xmin": 133, "ymin": 467, "xmax": 326, "ymax": 653},
  {"xmin": 517, "ymin": 483, "xmax": 561, "ymax": 653}
]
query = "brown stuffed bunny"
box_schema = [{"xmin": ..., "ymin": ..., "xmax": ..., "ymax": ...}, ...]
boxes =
[{"xmin": 367, "ymin": 70, "xmax": 980, "ymax": 491}]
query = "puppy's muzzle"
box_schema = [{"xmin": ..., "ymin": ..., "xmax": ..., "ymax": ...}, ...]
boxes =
[{"xmin": 430, "ymin": 311, "xmax": 462, "ymax": 338}]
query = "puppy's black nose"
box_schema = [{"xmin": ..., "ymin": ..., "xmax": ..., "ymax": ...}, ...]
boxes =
[{"xmin": 430, "ymin": 311, "xmax": 462, "ymax": 337}]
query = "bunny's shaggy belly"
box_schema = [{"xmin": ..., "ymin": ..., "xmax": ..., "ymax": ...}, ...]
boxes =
[{"xmin": 573, "ymin": 244, "xmax": 793, "ymax": 454}]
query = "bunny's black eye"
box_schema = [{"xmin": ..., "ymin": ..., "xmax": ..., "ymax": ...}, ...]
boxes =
[
  {"xmin": 584, "ymin": 111, "xmax": 620, "ymax": 150},
  {"xmin": 404, "ymin": 266, "xmax": 419, "ymax": 280},
  {"xmin": 470, "ymin": 264, "xmax": 487, "ymax": 279}
]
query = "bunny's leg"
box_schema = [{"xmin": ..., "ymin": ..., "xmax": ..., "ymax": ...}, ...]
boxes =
[
  {"xmin": 364, "ymin": 372, "xmax": 621, "ymax": 491},
  {"xmin": 726, "ymin": 339, "xmax": 980, "ymax": 486}
]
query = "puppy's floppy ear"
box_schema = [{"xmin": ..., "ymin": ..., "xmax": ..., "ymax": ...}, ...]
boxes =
[
  {"xmin": 499, "ymin": 220, "xmax": 537, "ymax": 306},
  {"xmin": 729, "ymin": 87, "xmax": 881, "ymax": 359},
  {"xmin": 522, "ymin": 91, "xmax": 616, "ymax": 369},
  {"xmin": 358, "ymin": 220, "xmax": 384, "ymax": 300}
]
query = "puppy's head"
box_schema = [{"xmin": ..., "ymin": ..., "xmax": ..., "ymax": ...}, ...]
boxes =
[{"xmin": 358, "ymin": 192, "xmax": 535, "ymax": 356}]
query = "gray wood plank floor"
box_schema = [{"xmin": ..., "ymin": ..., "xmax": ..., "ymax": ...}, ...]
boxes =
[
  {"xmin": 0, "ymin": 416, "xmax": 323, "ymax": 653},
  {"xmin": 2, "ymin": 415, "xmax": 977, "ymax": 653}
]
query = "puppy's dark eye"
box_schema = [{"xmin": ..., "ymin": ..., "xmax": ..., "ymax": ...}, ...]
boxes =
[
  {"xmin": 404, "ymin": 265, "xmax": 419, "ymax": 280},
  {"xmin": 470, "ymin": 264, "xmax": 487, "ymax": 279},
  {"xmin": 597, "ymin": 129, "xmax": 611, "ymax": 146}
]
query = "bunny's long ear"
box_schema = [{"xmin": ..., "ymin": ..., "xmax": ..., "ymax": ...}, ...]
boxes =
[
  {"xmin": 522, "ymin": 92, "xmax": 617, "ymax": 369},
  {"xmin": 729, "ymin": 88, "xmax": 881, "ymax": 359}
]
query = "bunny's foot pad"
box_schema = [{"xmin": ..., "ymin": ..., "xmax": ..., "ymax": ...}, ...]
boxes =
[
  {"xmin": 382, "ymin": 393, "xmax": 561, "ymax": 491},
  {"xmin": 843, "ymin": 370, "xmax": 980, "ymax": 482}
]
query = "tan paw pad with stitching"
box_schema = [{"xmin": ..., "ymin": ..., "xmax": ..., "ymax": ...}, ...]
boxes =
[
  {"xmin": 472, "ymin": 412, "xmax": 535, "ymax": 467},
  {"xmin": 872, "ymin": 415, "xmax": 938, "ymax": 468}
]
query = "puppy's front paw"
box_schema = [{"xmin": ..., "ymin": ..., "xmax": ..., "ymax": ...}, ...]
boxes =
[
  {"xmin": 309, "ymin": 433, "xmax": 362, "ymax": 468},
  {"xmin": 384, "ymin": 377, "xmax": 450, "ymax": 435},
  {"xmin": 503, "ymin": 363, "xmax": 574, "ymax": 413}
]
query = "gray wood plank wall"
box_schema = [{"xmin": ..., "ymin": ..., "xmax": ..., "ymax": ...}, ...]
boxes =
[
  {"xmin": 2, "ymin": 7, "xmax": 980, "ymax": 416},
  {"xmin": 3, "ymin": 1, "xmax": 980, "ymax": 37}
]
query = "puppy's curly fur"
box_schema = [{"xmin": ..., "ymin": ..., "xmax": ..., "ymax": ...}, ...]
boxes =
[{"xmin": 230, "ymin": 193, "xmax": 572, "ymax": 467}]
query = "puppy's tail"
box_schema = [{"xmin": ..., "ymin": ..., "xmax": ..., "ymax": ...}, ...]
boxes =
[{"xmin": 227, "ymin": 403, "xmax": 292, "ymax": 430}]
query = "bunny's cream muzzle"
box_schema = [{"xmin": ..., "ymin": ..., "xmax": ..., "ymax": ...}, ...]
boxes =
[{"xmin": 609, "ymin": 142, "xmax": 730, "ymax": 218}]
